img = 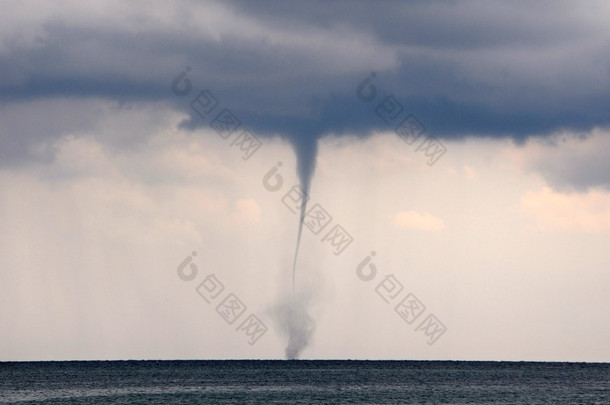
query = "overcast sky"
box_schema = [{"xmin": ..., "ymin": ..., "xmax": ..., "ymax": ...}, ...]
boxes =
[{"xmin": 0, "ymin": 0, "xmax": 609, "ymax": 361}]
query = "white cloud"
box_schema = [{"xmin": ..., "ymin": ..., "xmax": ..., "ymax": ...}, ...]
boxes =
[
  {"xmin": 463, "ymin": 165, "xmax": 476, "ymax": 179},
  {"xmin": 230, "ymin": 198, "xmax": 261, "ymax": 224},
  {"xmin": 520, "ymin": 186, "xmax": 610, "ymax": 233},
  {"xmin": 392, "ymin": 210, "xmax": 445, "ymax": 231}
]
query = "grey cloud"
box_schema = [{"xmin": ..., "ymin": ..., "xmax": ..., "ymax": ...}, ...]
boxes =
[
  {"xmin": 229, "ymin": 0, "xmax": 605, "ymax": 49},
  {"xmin": 0, "ymin": 98, "xmax": 177, "ymax": 168},
  {"xmin": 524, "ymin": 130, "xmax": 610, "ymax": 191},
  {"xmin": 1, "ymin": 0, "xmax": 607, "ymax": 132},
  {"xmin": 0, "ymin": 0, "xmax": 609, "ymax": 189}
]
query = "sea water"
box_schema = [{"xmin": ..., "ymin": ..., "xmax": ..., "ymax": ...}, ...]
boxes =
[{"xmin": 0, "ymin": 360, "xmax": 608, "ymax": 404}]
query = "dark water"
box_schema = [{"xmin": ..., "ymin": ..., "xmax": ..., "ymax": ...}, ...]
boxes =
[{"xmin": 0, "ymin": 360, "xmax": 607, "ymax": 404}]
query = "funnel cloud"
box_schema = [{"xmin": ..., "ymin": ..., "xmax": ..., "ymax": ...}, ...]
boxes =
[
  {"xmin": 282, "ymin": 134, "xmax": 318, "ymax": 359},
  {"xmin": 290, "ymin": 134, "xmax": 318, "ymax": 294}
]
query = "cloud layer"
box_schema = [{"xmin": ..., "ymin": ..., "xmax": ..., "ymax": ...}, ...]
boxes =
[{"xmin": 2, "ymin": 1, "xmax": 610, "ymax": 161}]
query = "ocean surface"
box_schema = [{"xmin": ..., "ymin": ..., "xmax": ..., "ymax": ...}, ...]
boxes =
[{"xmin": 0, "ymin": 360, "xmax": 607, "ymax": 404}]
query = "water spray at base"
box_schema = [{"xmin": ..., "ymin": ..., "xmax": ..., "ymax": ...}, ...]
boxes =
[{"xmin": 273, "ymin": 294, "xmax": 315, "ymax": 360}]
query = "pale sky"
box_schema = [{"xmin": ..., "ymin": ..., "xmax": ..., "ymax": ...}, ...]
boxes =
[{"xmin": 0, "ymin": 0, "xmax": 609, "ymax": 361}]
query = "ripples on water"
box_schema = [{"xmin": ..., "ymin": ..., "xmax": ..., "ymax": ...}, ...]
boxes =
[{"xmin": 0, "ymin": 360, "xmax": 608, "ymax": 404}]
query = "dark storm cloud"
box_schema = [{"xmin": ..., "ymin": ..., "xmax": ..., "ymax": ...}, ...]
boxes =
[
  {"xmin": 1, "ymin": 0, "xmax": 609, "ymax": 187},
  {"xmin": 2, "ymin": 1, "xmax": 608, "ymax": 135},
  {"xmin": 229, "ymin": 0, "xmax": 594, "ymax": 49}
]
